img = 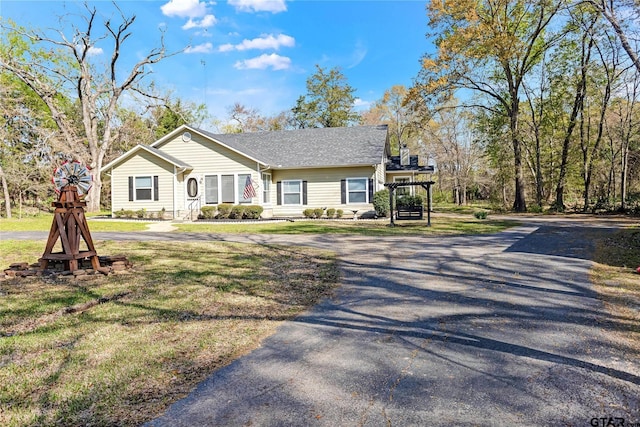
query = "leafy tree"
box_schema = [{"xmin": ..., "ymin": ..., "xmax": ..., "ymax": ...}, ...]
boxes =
[
  {"xmin": 292, "ymin": 65, "xmax": 361, "ymax": 128},
  {"xmin": 584, "ymin": 0, "xmax": 640, "ymax": 73},
  {"xmin": 410, "ymin": 0, "xmax": 565, "ymax": 212},
  {"xmin": 363, "ymin": 85, "xmax": 419, "ymax": 154},
  {"xmin": 0, "ymin": 70, "xmax": 62, "ymax": 217},
  {"xmin": 0, "ymin": 3, "xmax": 179, "ymax": 211},
  {"xmin": 424, "ymin": 102, "xmax": 484, "ymax": 205},
  {"xmin": 550, "ymin": 10, "xmax": 598, "ymax": 211}
]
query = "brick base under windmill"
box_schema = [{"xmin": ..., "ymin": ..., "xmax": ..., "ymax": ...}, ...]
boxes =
[{"xmin": 1, "ymin": 255, "xmax": 133, "ymax": 282}]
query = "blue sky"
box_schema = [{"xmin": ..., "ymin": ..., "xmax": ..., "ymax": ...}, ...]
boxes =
[{"xmin": 2, "ymin": 0, "xmax": 432, "ymax": 127}]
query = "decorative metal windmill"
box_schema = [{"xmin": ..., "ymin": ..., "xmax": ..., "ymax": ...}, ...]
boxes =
[{"xmin": 40, "ymin": 161, "xmax": 100, "ymax": 272}]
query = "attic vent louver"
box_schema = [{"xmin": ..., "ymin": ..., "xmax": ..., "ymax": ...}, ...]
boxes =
[{"xmin": 400, "ymin": 145, "xmax": 409, "ymax": 166}]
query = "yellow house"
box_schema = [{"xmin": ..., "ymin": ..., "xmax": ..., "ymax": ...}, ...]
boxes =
[{"xmin": 102, "ymin": 124, "xmax": 431, "ymax": 219}]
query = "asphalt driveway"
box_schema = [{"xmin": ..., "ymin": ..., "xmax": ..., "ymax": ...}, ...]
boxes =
[
  {"xmin": 4, "ymin": 220, "xmax": 639, "ymax": 425},
  {"xmin": 136, "ymin": 223, "xmax": 637, "ymax": 426}
]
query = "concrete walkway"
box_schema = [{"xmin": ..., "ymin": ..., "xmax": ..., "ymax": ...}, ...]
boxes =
[{"xmin": 136, "ymin": 223, "xmax": 638, "ymax": 426}]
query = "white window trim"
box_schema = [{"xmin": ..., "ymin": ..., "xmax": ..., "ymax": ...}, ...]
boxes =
[
  {"xmin": 201, "ymin": 172, "xmax": 256, "ymax": 205},
  {"xmin": 262, "ymin": 173, "xmax": 272, "ymax": 205},
  {"xmin": 133, "ymin": 175, "xmax": 154, "ymax": 202},
  {"xmin": 346, "ymin": 177, "xmax": 369, "ymax": 204},
  {"xmin": 203, "ymin": 174, "xmax": 219, "ymax": 205},
  {"xmin": 237, "ymin": 173, "xmax": 253, "ymax": 204},
  {"xmin": 282, "ymin": 179, "xmax": 303, "ymax": 205}
]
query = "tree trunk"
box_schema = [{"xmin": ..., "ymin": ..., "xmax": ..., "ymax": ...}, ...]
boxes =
[
  {"xmin": 87, "ymin": 171, "xmax": 102, "ymax": 212},
  {"xmin": 555, "ymin": 25, "xmax": 594, "ymax": 211},
  {"xmin": 535, "ymin": 132, "xmax": 543, "ymax": 207},
  {"xmin": 0, "ymin": 165, "xmax": 11, "ymax": 218},
  {"xmin": 621, "ymin": 141, "xmax": 629, "ymax": 210},
  {"xmin": 511, "ymin": 107, "xmax": 527, "ymax": 212}
]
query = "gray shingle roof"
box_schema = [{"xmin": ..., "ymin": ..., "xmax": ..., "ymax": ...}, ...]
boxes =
[{"xmin": 195, "ymin": 125, "xmax": 389, "ymax": 168}]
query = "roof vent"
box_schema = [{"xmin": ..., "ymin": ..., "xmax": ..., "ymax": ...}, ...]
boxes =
[{"xmin": 182, "ymin": 132, "xmax": 192, "ymax": 142}]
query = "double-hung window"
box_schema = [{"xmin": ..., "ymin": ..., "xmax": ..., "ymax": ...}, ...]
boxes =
[
  {"xmin": 262, "ymin": 173, "xmax": 271, "ymax": 204},
  {"xmin": 204, "ymin": 175, "xmax": 219, "ymax": 204},
  {"xmin": 282, "ymin": 180, "xmax": 302, "ymax": 205},
  {"xmin": 238, "ymin": 173, "xmax": 252, "ymax": 203},
  {"xmin": 129, "ymin": 176, "xmax": 158, "ymax": 201},
  {"xmin": 220, "ymin": 175, "xmax": 235, "ymax": 203},
  {"xmin": 135, "ymin": 176, "xmax": 153, "ymax": 200},
  {"xmin": 346, "ymin": 178, "xmax": 368, "ymax": 203}
]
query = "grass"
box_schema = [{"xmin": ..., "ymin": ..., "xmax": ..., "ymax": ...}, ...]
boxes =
[
  {"xmin": 0, "ymin": 240, "xmax": 339, "ymax": 427},
  {"xmin": 0, "ymin": 214, "xmax": 519, "ymax": 236},
  {"xmin": 591, "ymin": 226, "xmax": 640, "ymax": 353},
  {"xmin": 0, "ymin": 214, "xmax": 149, "ymax": 232},
  {"xmin": 2, "ymin": 215, "xmax": 638, "ymax": 426},
  {"xmin": 175, "ymin": 217, "xmax": 520, "ymax": 236}
]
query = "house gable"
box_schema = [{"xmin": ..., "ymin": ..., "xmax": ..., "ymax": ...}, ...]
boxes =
[
  {"xmin": 109, "ymin": 147, "xmax": 179, "ymax": 213},
  {"xmin": 151, "ymin": 129, "xmax": 265, "ymax": 174}
]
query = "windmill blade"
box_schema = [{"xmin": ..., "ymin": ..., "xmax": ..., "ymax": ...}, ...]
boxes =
[
  {"xmin": 71, "ymin": 161, "xmax": 81, "ymax": 176},
  {"xmin": 77, "ymin": 181, "xmax": 92, "ymax": 195},
  {"xmin": 52, "ymin": 161, "xmax": 92, "ymax": 195}
]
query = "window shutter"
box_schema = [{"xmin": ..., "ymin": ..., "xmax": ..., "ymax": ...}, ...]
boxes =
[
  {"xmin": 128, "ymin": 177, "xmax": 134, "ymax": 201},
  {"xmin": 340, "ymin": 179, "xmax": 346, "ymax": 204},
  {"xmin": 276, "ymin": 181, "xmax": 282, "ymax": 205},
  {"xmin": 368, "ymin": 179, "xmax": 374, "ymax": 203},
  {"xmin": 302, "ymin": 181, "xmax": 308, "ymax": 205},
  {"xmin": 153, "ymin": 176, "xmax": 159, "ymax": 201}
]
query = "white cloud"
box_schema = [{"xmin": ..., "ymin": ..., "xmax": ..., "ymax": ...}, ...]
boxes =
[
  {"xmin": 185, "ymin": 42, "xmax": 214, "ymax": 54},
  {"xmin": 234, "ymin": 53, "xmax": 291, "ymax": 70},
  {"xmin": 348, "ymin": 41, "xmax": 368, "ymax": 69},
  {"xmin": 87, "ymin": 46, "xmax": 103, "ymax": 56},
  {"xmin": 218, "ymin": 34, "xmax": 295, "ymax": 52},
  {"xmin": 182, "ymin": 14, "xmax": 217, "ymax": 29},
  {"xmin": 353, "ymin": 98, "xmax": 371, "ymax": 109},
  {"xmin": 218, "ymin": 43, "xmax": 235, "ymax": 53},
  {"xmin": 161, "ymin": 0, "xmax": 208, "ymax": 18},
  {"xmin": 229, "ymin": 0, "xmax": 287, "ymax": 13}
]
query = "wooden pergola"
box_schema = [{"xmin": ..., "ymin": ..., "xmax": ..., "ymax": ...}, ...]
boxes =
[{"xmin": 384, "ymin": 181, "xmax": 435, "ymax": 227}]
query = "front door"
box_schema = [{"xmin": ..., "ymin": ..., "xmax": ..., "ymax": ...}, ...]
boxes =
[{"xmin": 185, "ymin": 176, "xmax": 201, "ymax": 215}]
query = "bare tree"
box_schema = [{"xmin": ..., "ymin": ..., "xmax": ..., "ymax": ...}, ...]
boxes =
[
  {"xmin": 0, "ymin": 3, "xmax": 180, "ymax": 211},
  {"xmin": 423, "ymin": 105, "xmax": 483, "ymax": 205}
]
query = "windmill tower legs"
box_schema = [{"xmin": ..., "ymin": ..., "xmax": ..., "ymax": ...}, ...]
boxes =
[{"xmin": 40, "ymin": 186, "xmax": 100, "ymax": 273}]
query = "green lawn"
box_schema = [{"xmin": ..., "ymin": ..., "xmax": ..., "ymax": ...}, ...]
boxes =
[
  {"xmin": 0, "ymin": 240, "xmax": 338, "ymax": 427},
  {"xmin": 175, "ymin": 217, "xmax": 520, "ymax": 235},
  {"xmin": 1, "ymin": 214, "xmax": 519, "ymax": 236},
  {"xmin": 0, "ymin": 215, "xmax": 149, "ymax": 232}
]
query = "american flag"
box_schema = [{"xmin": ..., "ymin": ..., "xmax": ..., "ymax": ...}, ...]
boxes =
[{"xmin": 243, "ymin": 175, "xmax": 257, "ymax": 200}]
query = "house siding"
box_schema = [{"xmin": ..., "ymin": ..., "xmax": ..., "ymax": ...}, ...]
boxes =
[
  {"xmin": 110, "ymin": 150, "xmax": 175, "ymax": 215},
  {"xmin": 159, "ymin": 133, "xmax": 260, "ymax": 216},
  {"xmin": 375, "ymin": 161, "xmax": 386, "ymax": 192},
  {"xmin": 156, "ymin": 133, "xmax": 258, "ymax": 175},
  {"xmin": 271, "ymin": 166, "xmax": 376, "ymax": 216}
]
